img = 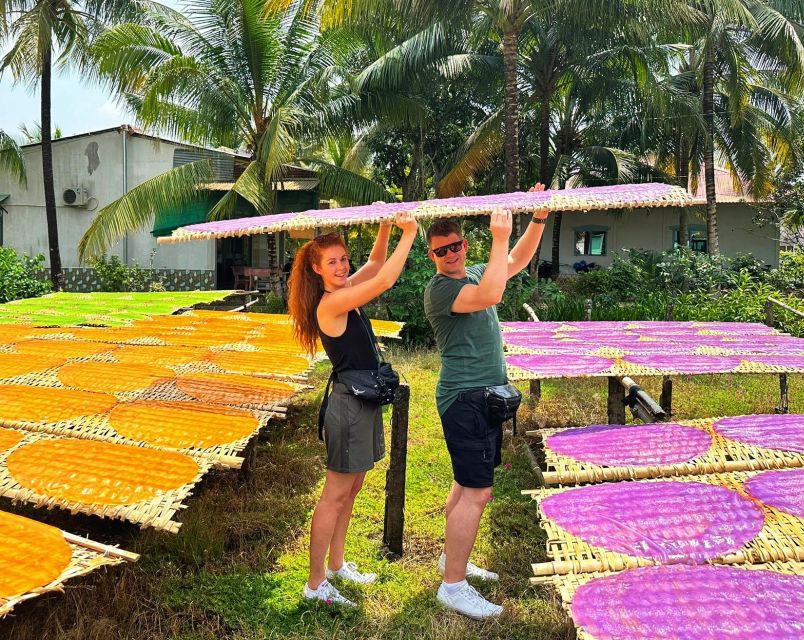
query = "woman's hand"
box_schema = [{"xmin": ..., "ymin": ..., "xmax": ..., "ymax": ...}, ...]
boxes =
[
  {"xmin": 394, "ymin": 211, "xmax": 418, "ymax": 234},
  {"xmin": 529, "ymin": 182, "xmax": 549, "ymax": 220}
]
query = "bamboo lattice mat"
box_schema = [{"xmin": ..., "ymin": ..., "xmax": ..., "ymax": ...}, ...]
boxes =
[
  {"xmin": 526, "ymin": 471, "xmax": 804, "ymax": 578},
  {"xmin": 0, "ymin": 509, "xmax": 137, "ymax": 617},
  {"xmin": 534, "ymin": 415, "xmax": 804, "ymax": 485},
  {"xmin": 538, "ymin": 562, "xmax": 804, "ymax": 640},
  {"xmin": 0, "ymin": 385, "xmax": 269, "ymax": 468},
  {"xmin": 157, "ymin": 182, "xmax": 690, "ymax": 243},
  {"xmin": 0, "ymin": 428, "xmax": 210, "ymax": 532}
]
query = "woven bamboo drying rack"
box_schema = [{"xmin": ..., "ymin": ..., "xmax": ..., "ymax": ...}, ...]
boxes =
[
  {"xmin": 0, "ymin": 524, "xmax": 138, "ymax": 617},
  {"xmin": 0, "ymin": 430, "xmax": 210, "ymax": 533},
  {"xmin": 157, "ymin": 182, "xmax": 690, "ymax": 244},
  {"xmin": 6, "ymin": 362, "xmax": 296, "ymax": 415},
  {"xmin": 539, "ymin": 562, "xmax": 804, "ymax": 640},
  {"xmin": 506, "ymin": 356, "xmax": 804, "ymax": 380},
  {"xmin": 0, "ymin": 389, "xmax": 271, "ymax": 469},
  {"xmin": 526, "ymin": 471, "xmax": 804, "ymax": 579},
  {"xmin": 534, "ymin": 418, "xmax": 804, "ymax": 486}
]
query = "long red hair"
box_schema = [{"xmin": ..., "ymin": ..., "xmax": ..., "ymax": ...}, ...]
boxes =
[{"xmin": 288, "ymin": 232, "xmax": 348, "ymax": 355}]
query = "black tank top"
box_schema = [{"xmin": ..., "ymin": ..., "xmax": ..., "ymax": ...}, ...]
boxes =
[{"xmin": 319, "ymin": 308, "xmax": 380, "ymax": 373}]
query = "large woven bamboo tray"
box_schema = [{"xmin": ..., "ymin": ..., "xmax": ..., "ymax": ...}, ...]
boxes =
[
  {"xmin": 0, "ymin": 385, "xmax": 270, "ymax": 468},
  {"xmin": 526, "ymin": 470, "xmax": 804, "ymax": 579},
  {"xmin": 157, "ymin": 183, "xmax": 690, "ymax": 243},
  {"xmin": 538, "ymin": 562, "xmax": 804, "ymax": 640},
  {"xmin": 0, "ymin": 510, "xmax": 138, "ymax": 617},
  {"xmin": 533, "ymin": 416, "xmax": 804, "ymax": 485},
  {"xmin": 0, "ymin": 428, "xmax": 211, "ymax": 533}
]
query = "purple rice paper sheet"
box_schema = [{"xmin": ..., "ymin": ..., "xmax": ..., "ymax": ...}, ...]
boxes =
[
  {"xmin": 541, "ymin": 481, "xmax": 765, "ymax": 562},
  {"xmin": 505, "ymin": 354, "xmax": 614, "ymax": 377},
  {"xmin": 622, "ymin": 354, "xmax": 744, "ymax": 374},
  {"xmin": 571, "ymin": 564, "xmax": 804, "ymax": 640},
  {"xmin": 713, "ymin": 414, "xmax": 804, "ymax": 453},
  {"xmin": 546, "ymin": 423, "xmax": 712, "ymax": 467},
  {"xmin": 745, "ymin": 469, "xmax": 804, "ymax": 519}
]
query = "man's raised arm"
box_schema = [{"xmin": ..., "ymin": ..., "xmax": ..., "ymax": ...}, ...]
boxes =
[{"xmin": 508, "ymin": 183, "xmax": 550, "ymax": 278}]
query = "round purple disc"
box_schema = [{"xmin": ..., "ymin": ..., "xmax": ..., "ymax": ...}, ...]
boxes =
[
  {"xmin": 745, "ymin": 469, "xmax": 804, "ymax": 519},
  {"xmin": 572, "ymin": 564, "xmax": 804, "ymax": 640},
  {"xmin": 713, "ymin": 414, "xmax": 804, "ymax": 453},
  {"xmin": 541, "ymin": 481, "xmax": 764, "ymax": 562},
  {"xmin": 505, "ymin": 354, "xmax": 613, "ymax": 377},
  {"xmin": 546, "ymin": 423, "xmax": 712, "ymax": 466},
  {"xmin": 623, "ymin": 354, "xmax": 743, "ymax": 374}
]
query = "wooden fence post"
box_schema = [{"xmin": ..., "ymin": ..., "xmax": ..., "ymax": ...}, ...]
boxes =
[
  {"xmin": 585, "ymin": 299, "xmax": 593, "ymax": 321},
  {"xmin": 660, "ymin": 303, "xmax": 674, "ymax": 415},
  {"xmin": 607, "ymin": 377, "xmax": 626, "ymax": 425},
  {"xmin": 777, "ymin": 374, "xmax": 790, "ymax": 415},
  {"xmin": 383, "ymin": 384, "xmax": 410, "ymax": 558}
]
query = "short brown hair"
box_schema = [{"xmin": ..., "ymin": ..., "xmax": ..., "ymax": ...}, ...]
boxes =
[{"xmin": 426, "ymin": 218, "xmax": 462, "ymax": 245}]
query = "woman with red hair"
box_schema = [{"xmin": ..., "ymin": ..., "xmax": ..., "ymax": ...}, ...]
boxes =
[{"xmin": 288, "ymin": 212, "xmax": 417, "ymax": 607}]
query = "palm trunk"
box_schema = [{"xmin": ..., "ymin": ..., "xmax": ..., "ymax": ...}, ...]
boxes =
[
  {"xmin": 550, "ymin": 211, "xmax": 562, "ymax": 276},
  {"xmin": 702, "ymin": 46, "xmax": 720, "ymax": 256},
  {"xmin": 503, "ymin": 26, "xmax": 521, "ymax": 236},
  {"xmin": 531, "ymin": 92, "xmax": 552, "ymax": 273},
  {"xmin": 41, "ymin": 41, "xmax": 63, "ymax": 290},
  {"xmin": 676, "ymin": 137, "xmax": 689, "ymax": 248}
]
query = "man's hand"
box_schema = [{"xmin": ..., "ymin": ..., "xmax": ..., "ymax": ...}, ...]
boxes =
[
  {"xmin": 490, "ymin": 208, "xmax": 513, "ymax": 242},
  {"xmin": 529, "ymin": 182, "xmax": 549, "ymax": 220}
]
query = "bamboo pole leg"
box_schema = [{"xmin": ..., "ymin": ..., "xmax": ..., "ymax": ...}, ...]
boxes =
[
  {"xmin": 529, "ymin": 379, "xmax": 542, "ymax": 400},
  {"xmin": 660, "ymin": 376, "xmax": 673, "ymax": 415},
  {"xmin": 239, "ymin": 434, "xmax": 259, "ymax": 484},
  {"xmin": 382, "ymin": 384, "xmax": 409, "ymax": 559},
  {"xmin": 776, "ymin": 374, "xmax": 789, "ymax": 415},
  {"xmin": 608, "ymin": 376, "xmax": 626, "ymax": 425}
]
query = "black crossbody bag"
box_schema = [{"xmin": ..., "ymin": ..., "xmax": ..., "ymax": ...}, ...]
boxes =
[
  {"xmin": 318, "ymin": 311, "xmax": 400, "ymax": 439},
  {"xmin": 484, "ymin": 382, "xmax": 522, "ymax": 435}
]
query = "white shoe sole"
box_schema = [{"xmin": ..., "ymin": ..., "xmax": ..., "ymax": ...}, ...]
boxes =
[{"xmin": 436, "ymin": 593, "xmax": 503, "ymax": 620}]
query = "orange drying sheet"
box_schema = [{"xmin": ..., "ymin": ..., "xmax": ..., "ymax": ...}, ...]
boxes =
[
  {"xmin": 0, "ymin": 386, "xmax": 117, "ymax": 422},
  {"xmin": 7, "ymin": 439, "xmax": 200, "ymax": 506},
  {"xmin": 109, "ymin": 401, "xmax": 260, "ymax": 449},
  {"xmin": 14, "ymin": 339, "xmax": 114, "ymax": 359},
  {"xmin": 176, "ymin": 373, "xmax": 295, "ymax": 404},
  {"xmin": 0, "ymin": 511, "xmax": 72, "ymax": 601},
  {"xmin": 0, "ymin": 353, "xmax": 64, "ymax": 378},
  {"xmin": 0, "ymin": 427, "xmax": 23, "ymax": 452},
  {"xmin": 209, "ymin": 351, "xmax": 309, "ymax": 376},
  {"xmin": 57, "ymin": 362, "xmax": 175, "ymax": 393}
]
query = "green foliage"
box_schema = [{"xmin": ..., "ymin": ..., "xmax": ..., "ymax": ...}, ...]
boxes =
[
  {"xmin": 89, "ymin": 253, "xmax": 165, "ymax": 292},
  {"xmin": 0, "ymin": 248, "xmax": 50, "ymax": 303},
  {"xmin": 768, "ymin": 251, "xmax": 804, "ymax": 293}
]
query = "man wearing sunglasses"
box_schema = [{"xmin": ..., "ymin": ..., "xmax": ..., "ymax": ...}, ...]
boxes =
[{"xmin": 424, "ymin": 185, "xmax": 549, "ymax": 619}]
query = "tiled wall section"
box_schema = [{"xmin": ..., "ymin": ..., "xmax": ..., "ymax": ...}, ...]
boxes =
[{"xmin": 60, "ymin": 268, "xmax": 216, "ymax": 292}]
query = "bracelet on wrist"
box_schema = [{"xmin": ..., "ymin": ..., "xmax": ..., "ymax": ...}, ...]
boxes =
[{"xmin": 531, "ymin": 216, "xmax": 547, "ymax": 224}]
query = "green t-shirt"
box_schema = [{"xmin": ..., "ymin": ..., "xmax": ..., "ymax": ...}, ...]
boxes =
[{"xmin": 424, "ymin": 263, "xmax": 507, "ymax": 416}]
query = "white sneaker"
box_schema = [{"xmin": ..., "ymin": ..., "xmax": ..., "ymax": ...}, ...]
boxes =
[
  {"xmin": 326, "ymin": 561, "xmax": 377, "ymax": 584},
  {"xmin": 438, "ymin": 553, "xmax": 499, "ymax": 581},
  {"xmin": 436, "ymin": 581, "xmax": 503, "ymax": 620},
  {"xmin": 302, "ymin": 579, "xmax": 356, "ymax": 607}
]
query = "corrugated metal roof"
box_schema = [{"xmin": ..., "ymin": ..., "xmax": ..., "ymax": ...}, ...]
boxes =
[{"xmin": 203, "ymin": 178, "xmax": 319, "ymax": 192}]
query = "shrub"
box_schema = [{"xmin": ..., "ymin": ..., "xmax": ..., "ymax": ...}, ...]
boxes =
[
  {"xmin": 89, "ymin": 252, "xmax": 165, "ymax": 292},
  {"xmin": 0, "ymin": 248, "xmax": 51, "ymax": 302}
]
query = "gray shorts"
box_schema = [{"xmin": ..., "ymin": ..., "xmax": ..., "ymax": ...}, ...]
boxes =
[{"xmin": 322, "ymin": 382, "xmax": 385, "ymax": 473}]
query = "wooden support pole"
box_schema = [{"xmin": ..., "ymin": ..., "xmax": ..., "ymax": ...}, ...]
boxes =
[
  {"xmin": 607, "ymin": 376, "xmax": 626, "ymax": 425},
  {"xmin": 383, "ymin": 384, "xmax": 410, "ymax": 558},
  {"xmin": 660, "ymin": 377, "xmax": 673, "ymax": 415},
  {"xmin": 765, "ymin": 298, "xmax": 774, "ymax": 328},
  {"xmin": 529, "ymin": 379, "xmax": 542, "ymax": 400},
  {"xmin": 777, "ymin": 374, "xmax": 790, "ymax": 415},
  {"xmin": 585, "ymin": 298, "xmax": 593, "ymax": 321}
]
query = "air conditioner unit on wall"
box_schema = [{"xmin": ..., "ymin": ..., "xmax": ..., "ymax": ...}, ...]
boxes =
[{"xmin": 62, "ymin": 186, "xmax": 89, "ymax": 207}]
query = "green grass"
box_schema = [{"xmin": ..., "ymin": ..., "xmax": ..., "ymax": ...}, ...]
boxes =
[{"xmin": 1, "ymin": 349, "xmax": 800, "ymax": 640}]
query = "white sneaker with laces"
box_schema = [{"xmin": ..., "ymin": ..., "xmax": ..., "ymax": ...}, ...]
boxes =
[
  {"xmin": 326, "ymin": 561, "xmax": 377, "ymax": 584},
  {"xmin": 436, "ymin": 581, "xmax": 503, "ymax": 620},
  {"xmin": 302, "ymin": 579, "xmax": 356, "ymax": 607},
  {"xmin": 438, "ymin": 553, "xmax": 499, "ymax": 581}
]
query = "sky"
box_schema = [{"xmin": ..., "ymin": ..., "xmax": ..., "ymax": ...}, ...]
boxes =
[{"xmin": 0, "ymin": 1, "xmax": 181, "ymax": 140}]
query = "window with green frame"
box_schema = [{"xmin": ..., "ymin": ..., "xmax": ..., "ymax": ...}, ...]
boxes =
[
  {"xmin": 574, "ymin": 226, "xmax": 608, "ymax": 256},
  {"xmin": 671, "ymin": 225, "xmax": 707, "ymax": 252}
]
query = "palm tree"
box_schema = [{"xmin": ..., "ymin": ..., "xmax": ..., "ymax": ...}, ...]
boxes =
[
  {"xmin": 18, "ymin": 121, "xmax": 63, "ymax": 144},
  {"xmin": 78, "ymin": 0, "xmax": 400, "ymax": 262},
  {"xmin": 684, "ymin": 0, "xmax": 804, "ymax": 255},
  {"xmin": 0, "ymin": 129, "xmax": 26, "ymax": 185},
  {"xmin": 0, "ymin": 0, "xmax": 164, "ymax": 288}
]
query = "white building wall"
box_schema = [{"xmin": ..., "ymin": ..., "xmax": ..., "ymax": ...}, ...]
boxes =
[
  {"xmin": 0, "ymin": 128, "xmax": 214, "ymax": 272},
  {"xmin": 536, "ymin": 203, "xmax": 778, "ymax": 272}
]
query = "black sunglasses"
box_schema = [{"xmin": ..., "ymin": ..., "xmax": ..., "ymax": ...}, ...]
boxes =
[{"xmin": 431, "ymin": 240, "xmax": 464, "ymax": 258}]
